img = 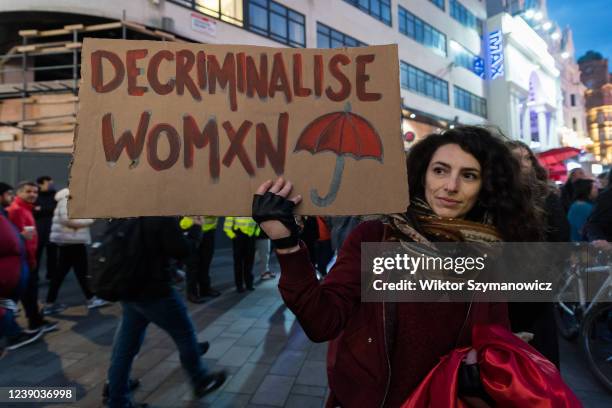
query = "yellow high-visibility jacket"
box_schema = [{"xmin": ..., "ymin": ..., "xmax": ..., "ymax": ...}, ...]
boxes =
[
  {"xmin": 180, "ymin": 216, "xmax": 218, "ymax": 232},
  {"xmin": 223, "ymin": 217, "xmax": 260, "ymax": 239}
]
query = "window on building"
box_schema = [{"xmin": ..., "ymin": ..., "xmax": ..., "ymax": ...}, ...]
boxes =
[
  {"xmin": 168, "ymin": 0, "xmax": 244, "ymax": 25},
  {"xmin": 450, "ymin": 40, "xmax": 479, "ymax": 73},
  {"xmin": 571, "ymin": 94, "xmax": 576, "ymax": 106},
  {"xmin": 398, "ymin": 6, "xmax": 446, "ymax": 57},
  {"xmin": 449, "ymin": 0, "xmax": 482, "ymax": 34},
  {"xmin": 343, "ymin": 0, "xmax": 392, "ymax": 26},
  {"xmin": 400, "ymin": 61, "xmax": 449, "ymax": 104},
  {"xmin": 247, "ymin": 0, "xmax": 306, "ymax": 47},
  {"xmin": 572, "ymin": 117, "xmax": 577, "ymax": 131},
  {"xmin": 317, "ymin": 23, "xmax": 366, "ymax": 48},
  {"xmin": 454, "ymin": 86, "xmax": 487, "ymax": 118},
  {"xmin": 429, "ymin": 0, "xmax": 445, "ymax": 10}
]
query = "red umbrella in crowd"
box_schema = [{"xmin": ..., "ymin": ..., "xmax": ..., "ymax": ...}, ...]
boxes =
[
  {"xmin": 537, "ymin": 147, "xmax": 581, "ymax": 182},
  {"xmin": 537, "ymin": 147, "xmax": 581, "ymax": 166},
  {"xmin": 294, "ymin": 103, "xmax": 383, "ymax": 207}
]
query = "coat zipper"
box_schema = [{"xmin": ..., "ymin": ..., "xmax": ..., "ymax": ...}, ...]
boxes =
[{"xmin": 380, "ymin": 302, "xmax": 391, "ymax": 408}]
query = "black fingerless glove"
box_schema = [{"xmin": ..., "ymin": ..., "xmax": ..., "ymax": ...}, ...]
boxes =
[{"xmin": 252, "ymin": 192, "xmax": 300, "ymax": 249}]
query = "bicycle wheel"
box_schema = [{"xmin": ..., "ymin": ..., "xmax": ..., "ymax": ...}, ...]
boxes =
[{"xmin": 580, "ymin": 302, "xmax": 612, "ymax": 392}]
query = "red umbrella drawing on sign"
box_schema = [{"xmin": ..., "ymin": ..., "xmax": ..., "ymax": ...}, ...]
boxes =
[{"xmin": 294, "ymin": 103, "xmax": 384, "ymax": 207}]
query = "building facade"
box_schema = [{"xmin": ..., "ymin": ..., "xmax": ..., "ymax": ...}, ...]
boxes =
[
  {"xmin": 579, "ymin": 53, "xmax": 612, "ymax": 164},
  {"xmin": 484, "ymin": 11, "xmax": 561, "ymax": 149},
  {"xmin": 0, "ymin": 0, "xmax": 489, "ymax": 152}
]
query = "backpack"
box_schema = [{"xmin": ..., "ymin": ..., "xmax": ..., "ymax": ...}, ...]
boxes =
[{"xmin": 90, "ymin": 218, "xmax": 144, "ymax": 301}]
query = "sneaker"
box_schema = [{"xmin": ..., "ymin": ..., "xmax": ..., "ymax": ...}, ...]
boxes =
[
  {"xmin": 6, "ymin": 330, "xmax": 43, "ymax": 350},
  {"xmin": 194, "ymin": 371, "xmax": 227, "ymax": 399},
  {"xmin": 42, "ymin": 303, "xmax": 67, "ymax": 316},
  {"xmin": 87, "ymin": 296, "xmax": 109, "ymax": 310},
  {"xmin": 260, "ymin": 271, "xmax": 273, "ymax": 280},
  {"xmin": 102, "ymin": 378, "xmax": 140, "ymax": 405},
  {"xmin": 26, "ymin": 319, "xmax": 58, "ymax": 334}
]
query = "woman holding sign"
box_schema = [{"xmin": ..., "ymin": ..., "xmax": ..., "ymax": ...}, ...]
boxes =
[{"xmin": 252, "ymin": 126, "xmax": 579, "ymax": 407}]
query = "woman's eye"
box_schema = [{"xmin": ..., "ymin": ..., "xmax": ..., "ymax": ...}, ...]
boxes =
[
  {"xmin": 432, "ymin": 167, "xmax": 446, "ymax": 175},
  {"xmin": 463, "ymin": 172, "xmax": 479, "ymax": 180}
]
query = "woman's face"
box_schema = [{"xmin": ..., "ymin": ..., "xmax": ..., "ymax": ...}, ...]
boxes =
[{"xmin": 425, "ymin": 144, "xmax": 482, "ymax": 219}]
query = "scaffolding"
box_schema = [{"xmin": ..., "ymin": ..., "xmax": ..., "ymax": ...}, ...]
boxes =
[{"xmin": 0, "ymin": 19, "xmax": 189, "ymax": 152}]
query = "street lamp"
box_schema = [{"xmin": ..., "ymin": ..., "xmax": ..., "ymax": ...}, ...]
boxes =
[
  {"xmin": 534, "ymin": 11, "xmax": 543, "ymax": 21},
  {"xmin": 542, "ymin": 21, "xmax": 552, "ymax": 31},
  {"xmin": 524, "ymin": 9, "xmax": 535, "ymax": 19}
]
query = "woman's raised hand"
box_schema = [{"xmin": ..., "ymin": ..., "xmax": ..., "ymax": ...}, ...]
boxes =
[{"xmin": 252, "ymin": 178, "xmax": 302, "ymax": 251}]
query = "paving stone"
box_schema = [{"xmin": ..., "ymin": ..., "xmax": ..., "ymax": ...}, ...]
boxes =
[
  {"xmin": 196, "ymin": 323, "xmax": 228, "ymax": 341},
  {"xmin": 235, "ymin": 328, "xmax": 270, "ymax": 347},
  {"xmin": 223, "ymin": 362, "xmax": 271, "ymax": 394},
  {"xmin": 224, "ymin": 318, "xmax": 258, "ymax": 335},
  {"xmin": 207, "ymin": 391, "xmax": 252, "ymax": 407},
  {"xmin": 251, "ymin": 374, "xmax": 294, "ymax": 407},
  {"xmin": 138, "ymin": 360, "xmax": 181, "ymax": 391},
  {"xmin": 217, "ymin": 345, "xmax": 256, "ymax": 367},
  {"xmin": 269, "ymin": 350, "xmax": 307, "ymax": 376},
  {"xmin": 291, "ymin": 384, "xmax": 327, "ymax": 398},
  {"xmin": 247, "ymin": 339, "xmax": 286, "ymax": 364},
  {"xmin": 61, "ymin": 351, "xmax": 90, "ymax": 360},
  {"xmin": 284, "ymin": 394, "xmax": 325, "ymax": 408},
  {"xmin": 306, "ymin": 343, "xmax": 327, "ymax": 362},
  {"xmin": 204, "ymin": 337, "xmax": 238, "ymax": 359},
  {"xmin": 295, "ymin": 361, "xmax": 327, "ymax": 387}
]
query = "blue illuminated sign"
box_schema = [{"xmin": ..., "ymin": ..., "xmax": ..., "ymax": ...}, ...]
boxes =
[{"xmin": 488, "ymin": 30, "xmax": 504, "ymax": 79}]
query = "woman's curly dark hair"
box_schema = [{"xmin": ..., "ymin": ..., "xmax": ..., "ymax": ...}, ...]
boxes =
[{"xmin": 406, "ymin": 126, "xmax": 544, "ymax": 241}]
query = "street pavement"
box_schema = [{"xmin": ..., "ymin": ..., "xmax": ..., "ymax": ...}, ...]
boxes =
[{"xmin": 1, "ymin": 248, "xmax": 611, "ymax": 407}]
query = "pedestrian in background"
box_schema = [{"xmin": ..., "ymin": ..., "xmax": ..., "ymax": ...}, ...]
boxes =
[
  {"xmin": 33, "ymin": 176, "xmax": 58, "ymax": 281},
  {"xmin": 7, "ymin": 181, "xmax": 57, "ymax": 333},
  {"xmin": 106, "ymin": 216, "xmax": 226, "ymax": 408},
  {"xmin": 43, "ymin": 188, "xmax": 107, "ymax": 315},
  {"xmin": 255, "ymin": 230, "xmax": 274, "ymax": 280},
  {"xmin": 179, "ymin": 216, "xmax": 221, "ymax": 303},
  {"xmin": 560, "ymin": 168, "xmax": 587, "ymax": 213},
  {"xmin": 224, "ymin": 217, "xmax": 259, "ymax": 292},
  {"xmin": 1, "ymin": 202, "xmax": 44, "ymax": 351},
  {"xmin": 568, "ymin": 179, "xmax": 598, "ymax": 242}
]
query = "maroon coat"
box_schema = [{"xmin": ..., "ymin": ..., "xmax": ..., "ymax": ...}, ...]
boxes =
[
  {"xmin": 277, "ymin": 221, "xmax": 509, "ymax": 408},
  {"xmin": 0, "ymin": 214, "xmax": 22, "ymax": 323}
]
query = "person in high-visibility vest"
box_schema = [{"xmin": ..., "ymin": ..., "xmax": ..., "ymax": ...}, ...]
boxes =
[
  {"xmin": 180, "ymin": 216, "xmax": 221, "ymax": 303},
  {"xmin": 223, "ymin": 217, "xmax": 259, "ymax": 293}
]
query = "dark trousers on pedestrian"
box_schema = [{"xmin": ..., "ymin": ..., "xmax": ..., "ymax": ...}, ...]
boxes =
[
  {"xmin": 232, "ymin": 230, "xmax": 255, "ymax": 290},
  {"xmin": 35, "ymin": 240, "xmax": 57, "ymax": 281},
  {"xmin": 107, "ymin": 289, "xmax": 208, "ymax": 408},
  {"xmin": 46, "ymin": 244, "xmax": 93, "ymax": 303},
  {"xmin": 21, "ymin": 261, "xmax": 43, "ymax": 329},
  {"xmin": 187, "ymin": 230, "xmax": 215, "ymax": 296}
]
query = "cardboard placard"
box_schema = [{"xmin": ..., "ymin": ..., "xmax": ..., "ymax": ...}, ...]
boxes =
[{"xmin": 69, "ymin": 38, "xmax": 408, "ymax": 217}]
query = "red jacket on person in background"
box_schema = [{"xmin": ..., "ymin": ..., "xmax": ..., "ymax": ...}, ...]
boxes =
[
  {"xmin": 7, "ymin": 196, "xmax": 38, "ymax": 269},
  {"xmin": 277, "ymin": 221, "xmax": 510, "ymax": 408}
]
